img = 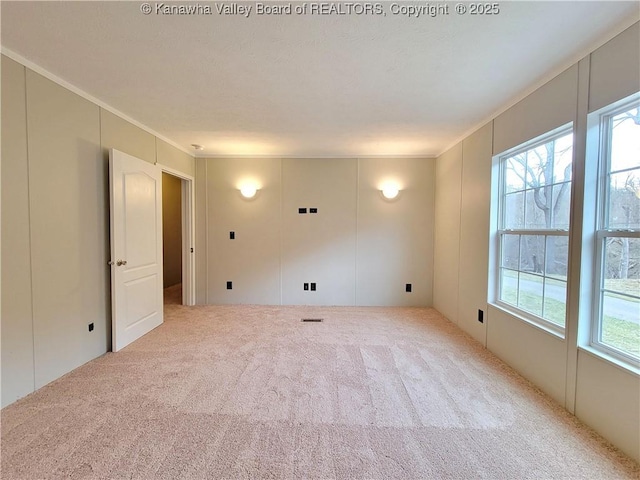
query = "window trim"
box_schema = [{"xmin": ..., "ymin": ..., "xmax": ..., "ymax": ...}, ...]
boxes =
[
  {"xmin": 492, "ymin": 123, "xmax": 574, "ymax": 336},
  {"xmin": 588, "ymin": 94, "xmax": 640, "ymax": 369}
]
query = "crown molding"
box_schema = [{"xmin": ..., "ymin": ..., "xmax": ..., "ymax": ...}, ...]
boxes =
[{"xmin": 1, "ymin": 47, "xmax": 194, "ymax": 158}]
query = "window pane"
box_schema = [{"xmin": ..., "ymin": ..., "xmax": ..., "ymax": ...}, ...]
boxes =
[
  {"xmin": 525, "ymin": 133, "xmax": 573, "ymax": 189},
  {"xmin": 500, "ymin": 269, "xmax": 518, "ymax": 305},
  {"xmin": 553, "ymin": 134, "xmax": 573, "ymax": 182},
  {"xmin": 505, "ymin": 157, "xmax": 526, "ymax": 193},
  {"xmin": 601, "ymin": 236, "xmax": 639, "ymax": 357},
  {"xmin": 525, "ymin": 189, "xmax": 548, "ymax": 229},
  {"xmin": 504, "ymin": 192, "xmax": 524, "ymax": 229},
  {"xmin": 543, "ymin": 277, "xmax": 566, "ymax": 327},
  {"xmin": 610, "ymin": 107, "xmax": 640, "ymax": 172},
  {"xmin": 601, "ymin": 292, "xmax": 640, "ymax": 358},
  {"xmin": 551, "ymin": 183, "xmax": 571, "ymax": 229},
  {"xmin": 526, "ymin": 147, "xmax": 547, "ymax": 187},
  {"xmin": 518, "ymin": 272, "xmax": 543, "ymax": 317},
  {"xmin": 519, "ymin": 235, "xmax": 545, "ymax": 274},
  {"xmin": 603, "ymin": 237, "xmax": 640, "ymax": 286},
  {"xmin": 607, "ymin": 169, "xmax": 640, "ymax": 229},
  {"xmin": 545, "ymin": 236, "xmax": 568, "ymax": 279},
  {"xmin": 502, "ymin": 234, "xmax": 520, "ymax": 270},
  {"xmin": 497, "ymin": 128, "xmax": 572, "ymax": 330}
]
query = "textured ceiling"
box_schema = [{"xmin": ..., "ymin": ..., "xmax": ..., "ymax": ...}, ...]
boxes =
[{"xmin": 1, "ymin": 1, "xmax": 638, "ymax": 157}]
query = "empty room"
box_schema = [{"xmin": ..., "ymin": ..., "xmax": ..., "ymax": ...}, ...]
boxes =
[{"xmin": 1, "ymin": 1, "xmax": 639, "ymax": 478}]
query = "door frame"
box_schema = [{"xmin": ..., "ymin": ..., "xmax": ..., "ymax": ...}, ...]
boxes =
[{"xmin": 158, "ymin": 164, "xmax": 196, "ymax": 306}]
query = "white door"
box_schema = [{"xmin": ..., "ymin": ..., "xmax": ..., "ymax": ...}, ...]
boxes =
[{"xmin": 110, "ymin": 149, "xmax": 163, "ymax": 352}]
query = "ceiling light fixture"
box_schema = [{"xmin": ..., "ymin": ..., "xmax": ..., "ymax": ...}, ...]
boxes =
[{"xmin": 191, "ymin": 144, "xmax": 204, "ymax": 151}]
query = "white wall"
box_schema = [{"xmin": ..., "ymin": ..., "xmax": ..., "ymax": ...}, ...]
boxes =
[
  {"xmin": 206, "ymin": 157, "xmax": 282, "ymax": 305},
  {"xmin": 492, "ymin": 65, "xmax": 578, "ymax": 155},
  {"xmin": 101, "ymin": 109, "xmax": 156, "ymax": 164},
  {"xmin": 433, "ymin": 22, "xmax": 640, "ymax": 461},
  {"xmin": 195, "ymin": 159, "xmax": 208, "ymax": 303},
  {"xmin": 575, "ymin": 351, "xmax": 640, "ymax": 461},
  {"xmin": 1, "ymin": 56, "xmax": 34, "ymax": 405},
  {"xmin": 458, "ymin": 123, "xmax": 492, "ymax": 345},
  {"xmin": 282, "ymin": 158, "xmax": 358, "ymax": 306},
  {"xmin": 157, "ymin": 138, "xmax": 196, "ymax": 177},
  {"xmin": 588, "ymin": 23, "xmax": 640, "ymax": 113},
  {"xmin": 25, "ymin": 69, "xmax": 106, "ymax": 390},
  {"xmin": 0, "ymin": 54, "xmax": 195, "ymax": 407},
  {"xmin": 433, "ymin": 143, "xmax": 462, "ymax": 323},
  {"xmin": 487, "ymin": 305, "xmax": 567, "ymax": 405},
  {"xmin": 196, "ymin": 157, "xmax": 435, "ymax": 306},
  {"xmin": 356, "ymin": 158, "xmax": 434, "ymax": 306}
]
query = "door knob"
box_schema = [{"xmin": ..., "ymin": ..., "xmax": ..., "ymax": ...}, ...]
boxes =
[{"xmin": 116, "ymin": 260, "xmax": 127, "ymax": 266}]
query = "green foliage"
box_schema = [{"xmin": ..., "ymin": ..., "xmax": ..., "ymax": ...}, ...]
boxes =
[
  {"xmin": 501, "ymin": 276, "xmax": 639, "ymax": 358},
  {"xmin": 602, "ymin": 316, "xmax": 640, "ymax": 357}
]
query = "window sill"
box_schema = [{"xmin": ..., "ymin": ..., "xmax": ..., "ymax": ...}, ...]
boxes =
[
  {"xmin": 578, "ymin": 345, "xmax": 640, "ymax": 377},
  {"xmin": 491, "ymin": 302, "xmax": 566, "ymax": 340}
]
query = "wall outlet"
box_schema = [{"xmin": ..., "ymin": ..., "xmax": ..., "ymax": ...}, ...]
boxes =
[
  {"xmin": 310, "ymin": 283, "xmax": 316, "ymax": 291},
  {"xmin": 478, "ymin": 309, "xmax": 484, "ymax": 323},
  {"xmin": 304, "ymin": 283, "xmax": 309, "ymax": 291},
  {"xmin": 299, "ymin": 207, "xmax": 307, "ymax": 214},
  {"xmin": 88, "ymin": 323, "xmax": 94, "ymax": 332},
  {"xmin": 405, "ymin": 283, "xmax": 412, "ymax": 293},
  {"xmin": 230, "ymin": 231, "xmax": 235, "ymax": 240},
  {"xmin": 310, "ymin": 208, "xmax": 318, "ymax": 214},
  {"xmin": 226, "ymin": 281, "xmax": 233, "ymax": 290}
]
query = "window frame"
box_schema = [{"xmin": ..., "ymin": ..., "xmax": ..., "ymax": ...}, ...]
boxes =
[
  {"xmin": 493, "ymin": 123, "xmax": 574, "ymax": 336},
  {"xmin": 589, "ymin": 96, "xmax": 640, "ymax": 368}
]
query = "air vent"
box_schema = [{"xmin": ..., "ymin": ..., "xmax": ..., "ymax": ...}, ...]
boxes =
[{"xmin": 301, "ymin": 318, "xmax": 323, "ymax": 322}]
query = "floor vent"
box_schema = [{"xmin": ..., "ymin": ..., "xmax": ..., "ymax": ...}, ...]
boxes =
[{"xmin": 301, "ymin": 318, "xmax": 323, "ymax": 322}]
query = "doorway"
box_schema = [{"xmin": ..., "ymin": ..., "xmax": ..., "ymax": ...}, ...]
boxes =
[
  {"xmin": 160, "ymin": 166, "xmax": 195, "ymax": 306},
  {"xmin": 162, "ymin": 172, "xmax": 182, "ymax": 304}
]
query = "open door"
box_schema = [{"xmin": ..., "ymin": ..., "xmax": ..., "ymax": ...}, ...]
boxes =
[{"xmin": 110, "ymin": 149, "xmax": 163, "ymax": 352}]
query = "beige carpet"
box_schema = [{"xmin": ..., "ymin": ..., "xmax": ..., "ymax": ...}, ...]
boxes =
[{"xmin": 1, "ymin": 284, "xmax": 638, "ymax": 479}]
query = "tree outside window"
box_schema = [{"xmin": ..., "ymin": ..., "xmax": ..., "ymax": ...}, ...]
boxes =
[{"xmin": 497, "ymin": 128, "xmax": 573, "ymax": 329}]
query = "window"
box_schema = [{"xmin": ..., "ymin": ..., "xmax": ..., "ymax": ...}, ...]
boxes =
[
  {"xmin": 590, "ymin": 97, "xmax": 640, "ymax": 365},
  {"xmin": 495, "ymin": 126, "xmax": 573, "ymax": 332}
]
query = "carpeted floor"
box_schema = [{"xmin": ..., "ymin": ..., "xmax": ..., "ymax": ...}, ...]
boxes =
[{"xmin": 1, "ymin": 284, "xmax": 638, "ymax": 479}]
